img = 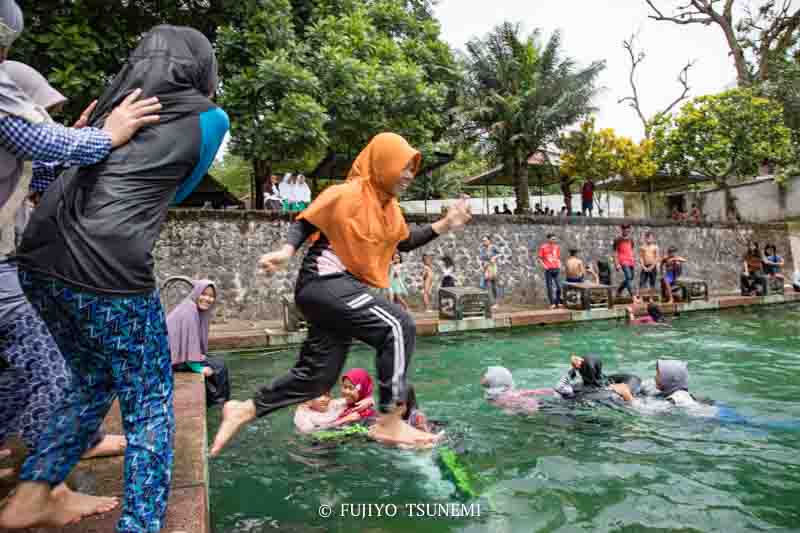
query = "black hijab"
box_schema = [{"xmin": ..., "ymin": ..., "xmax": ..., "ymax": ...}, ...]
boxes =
[
  {"xmin": 578, "ymin": 355, "xmax": 606, "ymax": 388},
  {"xmin": 88, "ymin": 25, "xmax": 217, "ymax": 128}
]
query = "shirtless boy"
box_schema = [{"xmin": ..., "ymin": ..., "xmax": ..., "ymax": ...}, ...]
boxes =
[
  {"xmin": 565, "ymin": 249, "xmax": 587, "ymax": 283},
  {"xmin": 639, "ymin": 232, "xmax": 660, "ymax": 301}
]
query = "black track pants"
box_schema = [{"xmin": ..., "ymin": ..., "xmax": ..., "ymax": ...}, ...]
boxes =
[{"xmin": 253, "ymin": 274, "xmax": 415, "ymax": 417}]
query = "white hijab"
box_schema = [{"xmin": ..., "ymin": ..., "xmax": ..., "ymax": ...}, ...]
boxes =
[{"xmin": 297, "ymin": 174, "xmax": 311, "ymax": 202}]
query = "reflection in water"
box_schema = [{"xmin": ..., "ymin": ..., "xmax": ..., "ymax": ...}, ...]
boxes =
[{"xmin": 209, "ymin": 305, "xmax": 800, "ymax": 533}]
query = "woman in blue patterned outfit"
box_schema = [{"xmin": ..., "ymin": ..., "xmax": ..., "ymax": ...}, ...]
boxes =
[
  {"xmin": 4, "ymin": 25, "xmax": 229, "ymax": 532},
  {"xmin": 0, "ymin": 2, "xmax": 164, "ymax": 529}
]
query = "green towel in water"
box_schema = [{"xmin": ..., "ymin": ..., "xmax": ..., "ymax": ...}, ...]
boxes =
[
  {"xmin": 437, "ymin": 447, "xmax": 479, "ymax": 500},
  {"xmin": 310, "ymin": 424, "xmax": 370, "ymax": 442}
]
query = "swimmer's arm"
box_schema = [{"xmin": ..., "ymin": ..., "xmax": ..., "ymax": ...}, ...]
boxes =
[
  {"xmin": 331, "ymin": 412, "xmax": 362, "ymax": 426},
  {"xmin": 285, "ymin": 218, "xmax": 318, "ymax": 252},
  {"xmin": 354, "ymin": 397, "xmax": 374, "ymax": 412},
  {"xmin": 414, "ymin": 412, "xmax": 429, "ymax": 431},
  {"xmin": 609, "ymin": 383, "xmax": 634, "ymax": 402},
  {"xmin": 555, "ymin": 369, "xmax": 576, "ymax": 397},
  {"xmin": 293, "ymin": 407, "xmax": 317, "ymax": 433}
]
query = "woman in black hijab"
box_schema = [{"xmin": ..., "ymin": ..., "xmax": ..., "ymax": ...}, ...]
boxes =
[{"xmin": 12, "ymin": 25, "xmax": 229, "ymax": 532}]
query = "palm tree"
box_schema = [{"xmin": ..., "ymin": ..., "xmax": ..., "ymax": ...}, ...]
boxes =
[{"xmin": 458, "ymin": 23, "xmax": 604, "ymax": 210}]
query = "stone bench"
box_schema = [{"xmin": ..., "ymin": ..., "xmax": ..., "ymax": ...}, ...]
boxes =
[
  {"xmin": 674, "ymin": 277, "xmax": 709, "ymax": 303},
  {"xmin": 439, "ymin": 287, "xmax": 491, "ymax": 320},
  {"xmin": 563, "ymin": 282, "xmax": 614, "ymax": 310}
]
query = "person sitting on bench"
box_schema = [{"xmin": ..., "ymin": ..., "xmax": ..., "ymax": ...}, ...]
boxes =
[
  {"xmin": 762, "ymin": 244, "xmax": 785, "ymax": 281},
  {"xmin": 741, "ymin": 242, "xmax": 767, "ymax": 296}
]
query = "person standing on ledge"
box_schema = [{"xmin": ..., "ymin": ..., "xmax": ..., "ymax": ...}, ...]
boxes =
[{"xmin": 210, "ymin": 133, "xmax": 472, "ymax": 455}]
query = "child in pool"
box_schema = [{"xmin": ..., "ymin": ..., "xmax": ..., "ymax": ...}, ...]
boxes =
[
  {"xmin": 555, "ymin": 355, "xmax": 636, "ymax": 402},
  {"xmin": 293, "ymin": 391, "xmax": 345, "ymax": 433},
  {"xmin": 402, "ymin": 384, "xmax": 430, "ymax": 432},
  {"xmin": 480, "ymin": 366, "xmax": 555, "ymax": 413},
  {"xmin": 333, "ymin": 368, "xmax": 376, "ymax": 427},
  {"xmin": 632, "ymin": 360, "xmax": 716, "ymax": 416},
  {"xmin": 626, "ymin": 299, "xmax": 666, "ymax": 325}
]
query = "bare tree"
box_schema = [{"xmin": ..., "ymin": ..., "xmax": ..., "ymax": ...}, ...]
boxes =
[
  {"xmin": 644, "ymin": 0, "xmax": 800, "ymax": 86},
  {"xmin": 618, "ymin": 32, "xmax": 695, "ymax": 138}
]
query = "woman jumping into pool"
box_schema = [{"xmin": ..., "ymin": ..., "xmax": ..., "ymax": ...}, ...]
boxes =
[{"xmin": 210, "ymin": 133, "xmax": 472, "ymax": 454}]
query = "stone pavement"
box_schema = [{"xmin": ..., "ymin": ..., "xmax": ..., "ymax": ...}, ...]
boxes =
[{"xmin": 0, "ymin": 373, "xmax": 208, "ymax": 533}]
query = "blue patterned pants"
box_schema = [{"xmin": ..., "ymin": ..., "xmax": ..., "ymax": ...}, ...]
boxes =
[{"xmin": 19, "ymin": 270, "xmax": 175, "ymax": 533}]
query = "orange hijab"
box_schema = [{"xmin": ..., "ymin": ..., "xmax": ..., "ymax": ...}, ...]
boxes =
[{"xmin": 298, "ymin": 133, "xmax": 421, "ymax": 288}]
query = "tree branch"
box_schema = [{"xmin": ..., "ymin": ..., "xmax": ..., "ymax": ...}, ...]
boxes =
[{"xmin": 660, "ymin": 59, "xmax": 696, "ymax": 115}]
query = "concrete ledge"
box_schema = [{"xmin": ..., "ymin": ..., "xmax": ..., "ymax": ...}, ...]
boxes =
[
  {"xmin": 438, "ymin": 317, "xmax": 499, "ymax": 333},
  {"xmin": 571, "ymin": 308, "xmax": 625, "ymax": 322},
  {"xmin": 678, "ymin": 300, "xmax": 720, "ymax": 313},
  {"xmin": 718, "ymin": 296, "xmax": 760, "ymax": 308},
  {"xmin": 510, "ymin": 310, "xmax": 572, "ymax": 327},
  {"xmin": 208, "ymin": 331, "xmax": 268, "ymax": 351}
]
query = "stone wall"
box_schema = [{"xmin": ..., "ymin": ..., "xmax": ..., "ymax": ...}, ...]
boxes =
[{"xmin": 154, "ymin": 210, "xmax": 795, "ymax": 322}]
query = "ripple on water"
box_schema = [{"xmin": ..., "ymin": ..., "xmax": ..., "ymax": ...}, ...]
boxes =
[{"xmin": 209, "ymin": 304, "xmax": 800, "ymax": 533}]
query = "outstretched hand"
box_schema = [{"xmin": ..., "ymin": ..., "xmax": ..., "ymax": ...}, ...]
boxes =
[
  {"xmin": 436, "ymin": 195, "xmax": 472, "ymax": 234},
  {"xmin": 258, "ymin": 245, "xmax": 294, "ymax": 274}
]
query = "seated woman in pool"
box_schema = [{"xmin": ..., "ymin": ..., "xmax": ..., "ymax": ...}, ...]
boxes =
[
  {"xmin": 332, "ymin": 368, "xmax": 376, "ymax": 427},
  {"xmin": 167, "ymin": 280, "xmax": 231, "ymax": 407},
  {"xmin": 555, "ymin": 355, "xmax": 638, "ymax": 402},
  {"xmin": 626, "ymin": 299, "xmax": 666, "ymax": 326},
  {"xmin": 293, "ymin": 391, "xmax": 345, "ymax": 433},
  {"xmin": 480, "ymin": 366, "xmax": 555, "ymax": 413}
]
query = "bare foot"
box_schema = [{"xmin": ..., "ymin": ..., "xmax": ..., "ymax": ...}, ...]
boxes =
[
  {"xmin": 82, "ymin": 434, "xmax": 127, "ymax": 459},
  {"xmin": 369, "ymin": 411, "xmax": 440, "ymax": 448},
  {"xmin": 210, "ymin": 400, "xmax": 257, "ymax": 457},
  {"xmin": 0, "ymin": 482, "xmax": 118, "ymax": 529},
  {"xmin": 0, "ymin": 467, "xmax": 15, "ymax": 480}
]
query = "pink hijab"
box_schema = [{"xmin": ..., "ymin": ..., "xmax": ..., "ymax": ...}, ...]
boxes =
[
  {"xmin": 337, "ymin": 368, "xmax": 376, "ymax": 420},
  {"xmin": 166, "ymin": 280, "xmax": 216, "ymax": 365}
]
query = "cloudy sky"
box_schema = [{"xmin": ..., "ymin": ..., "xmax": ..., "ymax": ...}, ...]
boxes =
[{"xmin": 434, "ymin": 0, "xmax": 738, "ymax": 140}]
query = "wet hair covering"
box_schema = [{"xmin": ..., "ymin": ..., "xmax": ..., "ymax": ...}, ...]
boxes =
[
  {"xmin": 337, "ymin": 368, "xmax": 376, "ymax": 420},
  {"xmin": 647, "ymin": 303, "xmax": 664, "ymax": 322},
  {"xmin": 297, "ymin": 133, "xmax": 420, "ymax": 288},
  {"xmin": 17, "ymin": 25, "xmax": 228, "ymax": 295},
  {"xmin": 0, "ymin": 0, "xmax": 23, "ymax": 49},
  {"xmin": 657, "ymin": 359, "xmax": 689, "ymax": 397},
  {"xmin": 2, "ymin": 61, "xmax": 66, "ymax": 111},
  {"xmin": 578, "ymin": 355, "xmax": 606, "ymax": 388},
  {"xmin": 166, "ymin": 280, "xmax": 216, "ymax": 365},
  {"xmin": 482, "ymin": 366, "xmax": 514, "ymax": 400}
]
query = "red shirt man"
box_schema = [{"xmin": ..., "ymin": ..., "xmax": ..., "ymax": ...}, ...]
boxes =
[
  {"xmin": 614, "ymin": 226, "xmax": 635, "ymax": 268},
  {"xmin": 538, "ymin": 238, "xmax": 561, "ymax": 270}
]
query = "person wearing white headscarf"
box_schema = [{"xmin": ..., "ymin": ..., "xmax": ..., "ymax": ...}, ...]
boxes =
[
  {"xmin": 280, "ymin": 172, "xmax": 296, "ymax": 210},
  {"xmin": 297, "ymin": 173, "xmax": 312, "ymax": 208}
]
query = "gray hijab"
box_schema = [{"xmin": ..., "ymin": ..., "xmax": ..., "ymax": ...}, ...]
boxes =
[
  {"xmin": 0, "ymin": 0, "xmax": 23, "ymax": 49},
  {"xmin": 0, "ymin": 59, "xmax": 52, "ymax": 256},
  {"xmin": 482, "ymin": 366, "xmax": 514, "ymax": 400},
  {"xmin": 656, "ymin": 359, "xmax": 689, "ymax": 397}
]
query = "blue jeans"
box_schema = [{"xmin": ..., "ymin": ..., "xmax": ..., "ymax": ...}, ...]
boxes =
[
  {"xmin": 617, "ymin": 265, "xmax": 635, "ymax": 298},
  {"xmin": 545, "ymin": 269, "xmax": 561, "ymax": 305}
]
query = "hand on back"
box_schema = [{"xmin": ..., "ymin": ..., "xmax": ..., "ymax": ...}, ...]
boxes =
[{"xmin": 103, "ymin": 88, "xmax": 162, "ymax": 148}]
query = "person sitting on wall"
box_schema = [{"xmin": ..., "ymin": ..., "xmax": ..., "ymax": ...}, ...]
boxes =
[
  {"xmin": 534, "ymin": 203, "xmax": 543, "ymax": 215},
  {"xmin": 493, "ymin": 205, "xmax": 501, "ymax": 215},
  {"xmin": 167, "ymin": 280, "xmax": 231, "ymax": 407},
  {"xmin": 565, "ymin": 249, "xmax": 597, "ymax": 284},
  {"xmin": 502, "ymin": 203, "xmax": 513, "ymax": 215},
  {"xmin": 689, "ymin": 204, "xmax": 702, "ymax": 223},
  {"xmin": 741, "ymin": 242, "xmax": 768, "ymax": 296},
  {"xmin": 762, "ymin": 243, "xmax": 785, "ymax": 281}
]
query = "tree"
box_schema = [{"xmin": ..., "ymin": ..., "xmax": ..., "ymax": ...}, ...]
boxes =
[
  {"xmin": 560, "ymin": 118, "xmax": 657, "ymax": 189},
  {"xmin": 759, "ymin": 49, "xmax": 800, "ymax": 173},
  {"xmin": 13, "ymin": 0, "xmax": 232, "ymax": 121},
  {"xmin": 651, "ymin": 88, "xmax": 794, "ymax": 220},
  {"xmin": 618, "ymin": 32, "xmax": 695, "ymax": 138},
  {"xmin": 458, "ymin": 23, "xmax": 604, "ymax": 211},
  {"xmin": 219, "ymin": 0, "xmax": 457, "ymax": 207},
  {"xmin": 210, "ymin": 154, "xmax": 253, "ymax": 199},
  {"xmin": 644, "ymin": 0, "xmax": 800, "ymax": 86}
]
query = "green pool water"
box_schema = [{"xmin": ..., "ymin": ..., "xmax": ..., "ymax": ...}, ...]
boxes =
[{"xmin": 208, "ymin": 305, "xmax": 800, "ymax": 533}]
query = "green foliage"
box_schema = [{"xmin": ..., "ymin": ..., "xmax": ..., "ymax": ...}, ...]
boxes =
[
  {"xmin": 437, "ymin": 447, "xmax": 479, "ymax": 500},
  {"xmin": 759, "ymin": 55, "xmax": 800, "ymax": 175},
  {"xmin": 651, "ymin": 88, "xmax": 794, "ymax": 182},
  {"xmin": 210, "ymin": 154, "xmax": 253, "ymax": 198},
  {"xmin": 560, "ymin": 117, "xmax": 657, "ymax": 185},
  {"xmin": 457, "ymin": 23, "xmax": 604, "ymax": 209},
  {"xmin": 12, "ymin": 0, "xmax": 232, "ymax": 122},
  {"xmin": 310, "ymin": 424, "xmax": 370, "ymax": 442}
]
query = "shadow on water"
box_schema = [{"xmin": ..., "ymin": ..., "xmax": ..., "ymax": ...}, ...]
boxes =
[{"xmin": 208, "ymin": 304, "xmax": 800, "ymax": 533}]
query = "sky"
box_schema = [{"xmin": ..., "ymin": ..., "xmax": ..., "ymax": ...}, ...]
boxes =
[{"xmin": 434, "ymin": 0, "xmax": 738, "ymax": 141}]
